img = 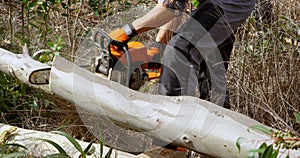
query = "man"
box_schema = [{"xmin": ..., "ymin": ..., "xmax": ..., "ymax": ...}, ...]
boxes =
[{"xmin": 109, "ymin": 0, "xmax": 255, "ymax": 107}]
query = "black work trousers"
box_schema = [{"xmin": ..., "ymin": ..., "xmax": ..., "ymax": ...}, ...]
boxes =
[{"xmin": 158, "ymin": 2, "xmax": 234, "ymax": 108}]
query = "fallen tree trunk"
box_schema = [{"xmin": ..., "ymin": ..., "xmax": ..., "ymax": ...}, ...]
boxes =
[
  {"xmin": 0, "ymin": 48, "xmax": 50, "ymax": 93},
  {"xmin": 0, "ymin": 123, "xmax": 138, "ymax": 158},
  {"xmin": 0, "ymin": 48, "xmax": 299, "ymax": 158}
]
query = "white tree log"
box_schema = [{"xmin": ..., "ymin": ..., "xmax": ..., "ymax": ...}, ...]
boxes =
[
  {"xmin": 0, "ymin": 48, "xmax": 50, "ymax": 93},
  {"xmin": 0, "ymin": 123, "xmax": 141, "ymax": 158},
  {"xmin": 0, "ymin": 48, "xmax": 299, "ymax": 158}
]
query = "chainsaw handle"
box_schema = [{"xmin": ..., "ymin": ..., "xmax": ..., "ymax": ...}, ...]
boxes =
[
  {"xmin": 110, "ymin": 40, "xmax": 125, "ymax": 50},
  {"xmin": 110, "ymin": 41, "xmax": 132, "ymax": 87}
]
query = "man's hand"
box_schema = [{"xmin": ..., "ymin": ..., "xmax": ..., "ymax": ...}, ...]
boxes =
[
  {"xmin": 109, "ymin": 28, "xmax": 130, "ymax": 42},
  {"xmin": 147, "ymin": 42, "xmax": 166, "ymax": 63},
  {"xmin": 109, "ymin": 24, "xmax": 138, "ymax": 43}
]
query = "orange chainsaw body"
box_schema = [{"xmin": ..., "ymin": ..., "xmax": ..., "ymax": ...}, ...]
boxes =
[{"xmin": 110, "ymin": 41, "xmax": 161, "ymax": 79}]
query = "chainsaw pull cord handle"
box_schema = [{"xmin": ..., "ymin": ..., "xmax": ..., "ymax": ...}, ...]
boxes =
[{"xmin": 110, "ymin": 39, "xmax": 132, "ymax": 87}]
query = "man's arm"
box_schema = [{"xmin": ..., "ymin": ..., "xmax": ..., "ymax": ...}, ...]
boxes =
[
  {"xmin": 155, "ymin": 13, "xmax": 185, "ymax": 44},
  {"xmin": 132, "ymin": 3, "xmax": 177, "ymax": 34},
  {"xmin": 134, "ymin": 1, "xmax": 188, "ymax": 43},
  {"xmin": 109, "ymin": 1, "xmax": 188, "ymax": 43}
]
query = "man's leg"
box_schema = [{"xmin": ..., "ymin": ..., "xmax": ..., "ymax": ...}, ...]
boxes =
[
  {"xmin": 158, "ymin": 2, "xmax": 225, "ymax": 97},
  {"xmin": 198, "ymin": 34, "xmax": 235, "ymax": 108},
  {"xmin": 218, "ymin": 34, "xmax": 235, "ymax": 108}
]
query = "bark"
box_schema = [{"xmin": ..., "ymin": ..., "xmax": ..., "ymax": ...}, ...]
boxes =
[{"xmin": 0, "ymin": 48, "xmax": 299, "ymax": 158}]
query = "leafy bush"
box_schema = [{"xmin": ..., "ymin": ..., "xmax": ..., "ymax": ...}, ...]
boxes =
[
  {"xmin": 0, "ymin": 72, "xmax": 47, "ymax": 124},
  {"xmin": 237, "ymin": 113, "xmax": 300, "ymax": 158}
]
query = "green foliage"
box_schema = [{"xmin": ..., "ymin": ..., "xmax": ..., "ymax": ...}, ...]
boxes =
[
  {"xmin": 38, "ymin": 139, "xmax": 69, "ymax": 157},
  {"xmin": 1, "ymin": 144, "xmax": 27, "ymax": 158},
  {"xmin": 249, "ymin": 125, "xmax": 274, "ymax": 136},
  {"xmin": 39, "ymin": 131, "xmax": 113, "ymax": 158},
  {"xmin": 294, "ymin": 113, "xmax": 300, "ymax": 124},
  {"xmin": 33, "ymin": 37, "xmax": 65, "ymax": 63},
  {"xmin": 0, "ymin": 73, "xmax": 32, "ymax": 114},
  {"xmin": 88, "ymin": 0, "xmax": 133, "ymax": 17},
  {"xmin": 0, "ymin": 152, "xmax": 27, "ymax": 158},
  {"xmin": 84, "ymin": 140, "xmax": 96, "ymax": 156},
  {"xmin": 248, "ymin": 143, "xmax": 279, "ymax": 158},
  {"xmin": 53, "ymin": 131, "xmax": 85, "ymax": 156},
  {"xmin": 0, "ymin": 127, "xmax": 28, "ymax": 158},
  {"xmin": 88, "ymin": 0, "xmax": 110, "ymax": 16},
  {"xmin": 104, "ymin": 148, "xmax": 113, "ymax": 158},
  {"xmin": 235, "ymin": 137, "xmax": 245, "ymax": 154},
  {"xmin": 47, "ymin": 36, "xmax": 64, "ymax": 56},
  {"xmin": 98, "ymin": 129, "xmax": 104, "ymax": 157},
  {"xmin": 191, "ymin": 0, "xmax": 199, "ymax": 8},
  {"xmin": 0, "ymin": 128, "xmax": 112, "ymax": 158},
  {"xmin": 0, "ymin": 72, "xmax": 53, "ymax": 124},
  {"xmin": 272, "ymin": 130, "xmax": 299, "ymax": 150},
  {"xmin": 237, "ymin": 114, "xmax": 300, "ymax": 158}
]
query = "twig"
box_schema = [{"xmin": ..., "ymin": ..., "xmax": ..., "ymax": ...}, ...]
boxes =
[
  {"xmin": 9, "ymin": 0, "xmax": 13, "ymax": 49},
  {"xmin": 70, "ymin": 0, "xmax": 83, "ymax": 62},
  {"xmin": 22, "ymin": 44, "xmax": 28, "ymax": 55},
  {"xmin": 274, "ymin": 137, "xmax": 300, "ymax": 142}
]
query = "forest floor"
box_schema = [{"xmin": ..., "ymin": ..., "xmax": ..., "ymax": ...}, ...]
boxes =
[{"xmin": 0, "ymin": 0, "xmax": 299, "ymax": 157}]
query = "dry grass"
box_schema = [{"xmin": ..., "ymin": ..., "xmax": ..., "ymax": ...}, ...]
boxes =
[{"xmin": 228, "ymin": 0, "xmax": 300, "ymax": 134}]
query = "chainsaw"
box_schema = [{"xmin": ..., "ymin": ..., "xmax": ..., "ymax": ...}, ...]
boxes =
[
  {"xmin": 28, "ymin": 28, "xmax": 162, "ymax": 91},
  {"xmin": 91, "ymin": 29, "xmax": 162, "ymax": 90}
]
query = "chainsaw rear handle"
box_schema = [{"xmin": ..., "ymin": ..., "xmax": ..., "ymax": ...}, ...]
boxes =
[
  {"xmin": 108, "ymin": 36, "xmax": 132, "ymax": 88},
  {"xmin": 94, "ymin": 29, "xmax": 132, "ymax": 87}
]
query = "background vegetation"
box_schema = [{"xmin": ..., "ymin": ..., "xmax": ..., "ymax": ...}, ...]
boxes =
[
  {"xmin": 228, "ymin": 0, "xmax": 300, "ymax": 135},
  {"xmin": 0, "ymin": 0, "xmax": 299, "ymax": 157}
]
